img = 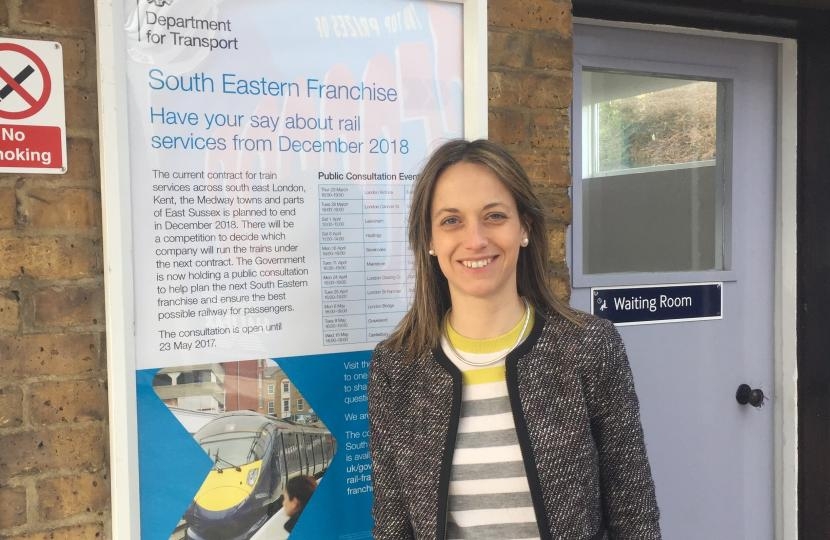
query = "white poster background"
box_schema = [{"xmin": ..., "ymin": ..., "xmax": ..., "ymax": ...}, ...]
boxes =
[
  {"xmin": 98, "ymin": 1, "xmax": 485, "ymax": 536},
  {"xmin": 126, "ymin": 0, "xmax": 465, "ymax": 370}
]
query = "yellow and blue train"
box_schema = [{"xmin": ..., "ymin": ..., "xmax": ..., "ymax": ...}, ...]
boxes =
[{"xmin": 184, "ymin": 410, "xmax": 334, "ymax": 540}]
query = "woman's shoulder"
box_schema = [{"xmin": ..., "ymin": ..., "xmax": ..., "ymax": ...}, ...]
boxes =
[
  {"xmin": 371, "ymin": 338, "xmax": 409, "ymax": 363},
  {"xmin": 370, "ymin": 338, "xmax": 431, "ymax": 375},
  {"xmin": 539, "ymin": 306, "xmax": 622, "ymax": 348},
  {"xmin": 540, "ymin": 305, "xmax": 614, "ymax": 331}
]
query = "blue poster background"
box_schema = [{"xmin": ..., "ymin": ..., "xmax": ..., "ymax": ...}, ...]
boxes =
[{"xmin": 138, "ymin": 351, "xmax": 373, "ymax": 539}]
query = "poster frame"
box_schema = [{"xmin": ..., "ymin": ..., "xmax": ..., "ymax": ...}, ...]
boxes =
[{"xmin": 94, "ymin": 1, "xmax": 488, "ymax": 538}]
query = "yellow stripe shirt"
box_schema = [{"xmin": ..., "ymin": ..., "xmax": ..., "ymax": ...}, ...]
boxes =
[{"xmin": 441, "ymin": 308, "xmax": 540, "ymax": 540}]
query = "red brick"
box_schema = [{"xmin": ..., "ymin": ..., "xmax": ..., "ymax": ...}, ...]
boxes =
[
  {"xmin": 529, "ymin": 110, "xmax": 571, "ymax": 150},
  {"xmin": 0, "ymin": 485, "xmax": 27, "ymax": 529},
  {"xmin": 63, "ymin": 137, "xmax": 98, "ymax": 185},
  {"xmin": 19, "ymin": 187, "xmax": 101, "ymax": 230},
  {"xmin": 547, "ymin": 224, "xmax": 568, "ymax": 263},
  {"xmin": 37, "ymin": 472, "xmax": 110, "ymax": 520},
  {"xmin": 488, "ymin": 110, "xmax": 529, "ymax": 147},
  {"xmin": 534, "ymin": 184, "xmax": 572, "ymax": 224},
  {"xmin": 0, "ymin": 186, "xmax": 15, "ymax": 229},
  {"xmin": 12, "ymin": 523, "xmax": 105, "ymax": 540},
  {"xmin": 514, "ymin": 148, "xmax": 572, "ymax": 188},
  {"xmin": 60, "ymin": 37, "xmax": 96, "ymax": 89},
  {"xmin": 0, "ymin": 423, "xmax": 106, "ymax": 478},
  {"xmin": 489, "ymin": 30, "xmax": 531, "ymax": 69},
  {"xmin": 64, "ymin": 89, "xmax": 99, "ymax": 135},
  {"xmin": 490, "ymin": 71, "xmax": 572, "ymax": 109},
  {"xmin": 0, "ymin": 385, "xmax": 24, "ymax": 429},
  {"xmin": 531, "ymin": 33, "xmax": 573, "ymax": 71},
  {"xmin": 29, "ymin": 378, "xmax": 108, "ymax": 425},
  {"xmin": 489, "ymin": 0, "xmax": 572, "ymax": 37},
  {"xmin": 0, "ymin": 333, "xmax": 101, "ymax": 380},
  {"xmin": 550, "ymin": 272, "xmax": 571, "ymax": 303},
  {"xmin": 0, "ymin": 290, "xmax": 19, "ymax": 332},
  {"xmin": 0, "ymin": 236, "xmax": 102, "ymax": 280},
  {"xmin": 32, "ymin": 285, "xmax": 105, "ymax": 328},
  {"xmin": 18, "ymin": 0, "xmax": 97, "ymax": 33}
]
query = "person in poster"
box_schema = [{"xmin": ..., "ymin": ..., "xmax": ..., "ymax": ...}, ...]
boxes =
[{"xmin": 368, "ymin": 139, "xmax": 661, "ymax": 539}]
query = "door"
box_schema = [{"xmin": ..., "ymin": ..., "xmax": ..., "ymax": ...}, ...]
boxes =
[{"xmin": 571, "ymin": 24, "xmax": 777, "ymax": 539}]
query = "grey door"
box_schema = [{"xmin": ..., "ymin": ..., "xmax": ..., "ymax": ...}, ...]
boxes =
[{"xmin": 571, "ymin": 23, "xmax": 777, "ymax": 539}]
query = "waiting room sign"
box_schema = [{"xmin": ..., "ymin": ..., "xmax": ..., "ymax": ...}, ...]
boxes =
[
  {"xmin": 592, "ymin": 282, "xmax": 723, "ymax": 325},
  {"xmin": 0, "ymin": 37, "xmax": 67, "ymax": 174}
]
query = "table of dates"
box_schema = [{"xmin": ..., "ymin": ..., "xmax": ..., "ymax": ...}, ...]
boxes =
[{"xmin": 319, "ymin": 183, "xmax": 416, "ymax": 345}]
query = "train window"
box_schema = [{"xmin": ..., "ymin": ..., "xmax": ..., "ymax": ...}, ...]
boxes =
[
  {"xmin": 200, "ymin": 431, "xmax": 267, "ymax": 469},
  {"xmin": 305, "ymin": 434, "xmax": 314, "ymax": 468},
  {"xmin": 296, "ymin": 433, "xmax": 306, "ymax": 473},
  {"xmin": 314, "ymin": 435, "xmax": 323, "ymax": 464},
  {"xmin": 252, "ymin": 429, "xmax": 272, "ymax": 459},
  {"xmin": 280, "ymin": 431, "xmax": 301, "ymax": 476}
]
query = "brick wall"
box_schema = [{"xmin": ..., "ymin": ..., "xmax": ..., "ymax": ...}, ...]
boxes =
[
  {"xmin": 0, "ymin": 0, "xmax": 109, "ymax": 538},
  {"xmin": 0, "ymin": 1, "xmax": 573, "ymax": 538},
  {"xmin": 489, "ymin": 0, "xmax": 574, "ymax": 300}
]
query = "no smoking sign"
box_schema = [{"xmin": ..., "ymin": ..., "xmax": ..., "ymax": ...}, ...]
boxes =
[{"xmin": 0, "ymin": 37, "xmax": 66, "ymax": 174}]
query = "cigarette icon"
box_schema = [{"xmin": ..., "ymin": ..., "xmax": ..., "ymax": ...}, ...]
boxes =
[{"xmin": 0, "ymin": 64, "xmax": 35, "ymax": 101}]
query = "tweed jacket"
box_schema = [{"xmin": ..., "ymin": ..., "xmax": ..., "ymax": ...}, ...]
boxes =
[{"xmin": 368, "ymin": 309, "xmax": 661, "ymax": 540}]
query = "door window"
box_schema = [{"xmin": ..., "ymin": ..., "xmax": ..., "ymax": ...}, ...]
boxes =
[{"xmin": 580, "ymin": 70, "xmax": 729, "ymax": 275}]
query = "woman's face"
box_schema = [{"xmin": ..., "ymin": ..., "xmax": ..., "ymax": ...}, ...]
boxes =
[{"xmin": 429, "ymin": 162, "xmax": 526, "ymax": 305}]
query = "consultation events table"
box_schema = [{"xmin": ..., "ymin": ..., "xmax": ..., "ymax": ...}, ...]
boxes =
[{"xmin": 319, "ymin": 183, "xmax": 416, "ymax": 346}]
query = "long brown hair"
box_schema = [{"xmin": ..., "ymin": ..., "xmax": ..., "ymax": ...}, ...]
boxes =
[{"xmin": 384, "ymin": 139, "xmax": 577, "ymax": 356}]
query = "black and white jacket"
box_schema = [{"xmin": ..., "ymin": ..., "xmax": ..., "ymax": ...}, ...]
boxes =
[{"xmin": 368, "ymin": 310, "xmax": 661, "ymax": 539}]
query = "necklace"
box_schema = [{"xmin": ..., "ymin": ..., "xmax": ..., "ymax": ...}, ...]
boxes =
[{"xmin": 444, "ymin": 298, "xmax": 531, "ymax": 367}]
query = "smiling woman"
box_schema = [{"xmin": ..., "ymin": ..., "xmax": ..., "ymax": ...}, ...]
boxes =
[
  {"xmin": 368, "ymin": 139, "xmax": 662, "ymax": 540},
  {"xmin": 428, "ymin": 161, "xmax": 526, "ymax": 319}
]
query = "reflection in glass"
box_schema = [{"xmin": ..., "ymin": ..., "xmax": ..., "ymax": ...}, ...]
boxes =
[{"xmin": 581, "ymin": 70, "xmax": 727, "ymax": 274}]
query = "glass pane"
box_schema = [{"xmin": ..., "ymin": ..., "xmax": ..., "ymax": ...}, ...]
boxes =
[{"xmin": 581, "ymin": 70, "xmax": 727, "ymax": 274}]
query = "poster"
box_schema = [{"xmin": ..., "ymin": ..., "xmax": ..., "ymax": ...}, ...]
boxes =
[{"xmin": 122, "ymin": 1, "xmax": 465, "ymax": 538}]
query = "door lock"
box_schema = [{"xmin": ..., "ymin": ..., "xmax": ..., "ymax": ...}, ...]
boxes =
[{"xmin": 736, "ymin": 384, "xmax": 765, "ymax": 408}]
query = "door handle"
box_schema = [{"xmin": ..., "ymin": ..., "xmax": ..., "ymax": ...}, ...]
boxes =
[{"xmin": 736, "ymin": 384, "xmax": 765, "ymax": 407}]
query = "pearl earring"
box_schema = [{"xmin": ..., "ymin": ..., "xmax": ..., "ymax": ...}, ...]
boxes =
[
  {"xmin": 428, "ymin": 249, "xmax": 435, "ymax": 256},
  {"xmin": 521, "ymin": 237, "xmax": 529, "ymax": 247}
]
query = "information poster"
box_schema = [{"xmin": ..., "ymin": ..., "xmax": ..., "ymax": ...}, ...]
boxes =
[{"xmin": 122, "ymin": 1, "xmax": 465, "ymax": 538}]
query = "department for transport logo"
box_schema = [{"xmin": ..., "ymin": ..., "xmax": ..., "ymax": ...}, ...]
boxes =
[{"xmin": 148, "ymin": 0, "xmax": 174, "ymax": 6}]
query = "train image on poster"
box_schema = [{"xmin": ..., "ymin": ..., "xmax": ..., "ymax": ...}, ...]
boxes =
[
  {"xmin": 184, "ymin": 411, "xmax": 334, "ymax": 540},
  {"xmin": 153, "ymin": 359, "xmax": 333, "ymax": 540}
]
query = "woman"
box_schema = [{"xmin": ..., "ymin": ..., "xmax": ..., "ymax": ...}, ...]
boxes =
[{"xmin": 368, "ymin": 139, "xmax": 660, "ymax": 539}]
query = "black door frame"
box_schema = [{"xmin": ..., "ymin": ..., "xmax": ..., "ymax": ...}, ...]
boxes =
[{"xmin": 573, "ymin": 1, "xmax": 830, "ymax": 538}]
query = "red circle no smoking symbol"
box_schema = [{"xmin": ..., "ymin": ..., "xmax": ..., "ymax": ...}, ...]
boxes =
[{"xmin": 0, "ymin": 42, "xmax": 52, "ymax": 120}]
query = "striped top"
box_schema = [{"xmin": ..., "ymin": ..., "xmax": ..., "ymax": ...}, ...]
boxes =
[{"xmin": 441, "ymin": 307, "xmax": 540, "ymax": 540}]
